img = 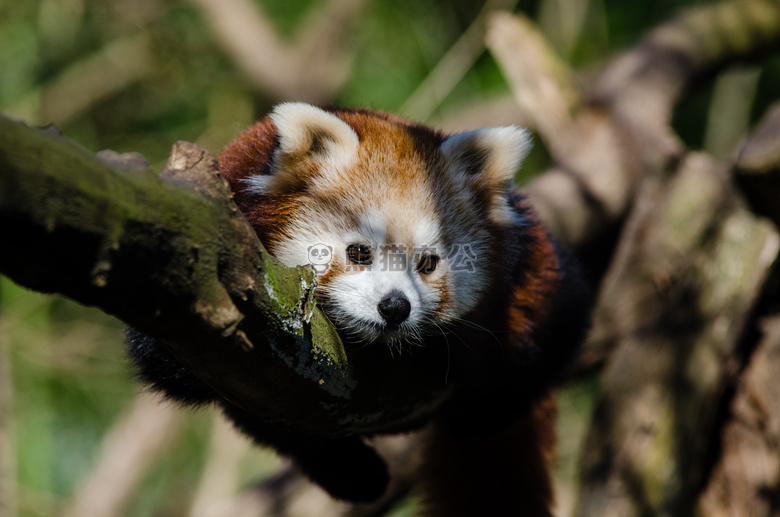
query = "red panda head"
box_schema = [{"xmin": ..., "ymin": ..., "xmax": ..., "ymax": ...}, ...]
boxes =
[{"xmin": 220, "ymin": 103, "xmax": 531, "ymax": 348}]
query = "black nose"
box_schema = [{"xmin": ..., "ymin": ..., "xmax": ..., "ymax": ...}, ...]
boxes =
[{"xmin": 377, "ymin": 290, "xmax": 411, "ymax": 326}]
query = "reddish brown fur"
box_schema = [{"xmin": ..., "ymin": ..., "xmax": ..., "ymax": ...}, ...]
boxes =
[
  {"xmin": 508, "ymin": 200, "xmax": 562, "ymax": 347},
  {"xmin": 220, "ymin": 117, "xmax": 277, "ymax": 205}
]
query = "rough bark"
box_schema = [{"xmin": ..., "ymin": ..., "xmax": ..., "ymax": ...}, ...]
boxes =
[{"xmin": 698, "ymin": 315, "xmax": 780, "ymax": 517}]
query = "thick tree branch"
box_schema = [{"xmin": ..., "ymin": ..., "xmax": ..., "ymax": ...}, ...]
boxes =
[{"xmin": 0, "ymin": 117, "xmax": 451, "ymax": 438}]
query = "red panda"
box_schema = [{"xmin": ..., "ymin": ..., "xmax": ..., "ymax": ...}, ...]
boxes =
[{"xmin": 128, "ymin": 103, "xmax": 590, "ymax": 515}]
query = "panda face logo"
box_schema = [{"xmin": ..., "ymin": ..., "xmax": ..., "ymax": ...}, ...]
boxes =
[{"xmin": 307, "ymin": 243, "xmax": 333, "ymax": 274}]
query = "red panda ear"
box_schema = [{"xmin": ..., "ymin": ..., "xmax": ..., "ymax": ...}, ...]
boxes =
[
  {"xmin": 440, "ymin": 126, "xmax": 531, "ymax": 224},
  {"xmin": 440, "ymin": 126, "xmax": 531, "ymax": 185},
  {"xmin": 271, "ymin": 103, "xmax": 359, "ymax": 160},
  {"xmin": 244, "ymin": 103, "xmax": 360, "ymax": 194}
]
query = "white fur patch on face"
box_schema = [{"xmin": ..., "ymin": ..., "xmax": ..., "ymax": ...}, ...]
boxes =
[
  {"xmin": 413, "ymin": 218, "xmax": 441, "ymax": 252},
  {"xmin": 268, "ymin": 200, "xmax": 497, "ymax": 346},
  {"xmin": 354, "ymin": 210, "xmax": 387, "ymax": 248},
  {"xmin": 269, "ymin": 204, "xmax": 448, "ymax": 345},
  {"xmin": 272, "ymin": 218, "xmax": 345, "ymax": 272}
]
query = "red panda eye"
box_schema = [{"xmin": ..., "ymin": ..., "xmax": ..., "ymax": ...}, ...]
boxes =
[
  {"xmin": 416, "ymin": 254, "xmax": 439, "ymax": 275},
  {"xmin": 347, "ymin": 244, "xmax": 372, "ymax": 265}
]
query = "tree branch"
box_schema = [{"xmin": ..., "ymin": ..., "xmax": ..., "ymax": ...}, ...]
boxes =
[{"xmin": 0, "ymin": 117, "xmax": 451, "ymax": 438}]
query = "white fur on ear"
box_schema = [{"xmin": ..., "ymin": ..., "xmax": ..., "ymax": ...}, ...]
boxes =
[
  {"xmin": 440, "ymin": 126, "xmax": 531, "ymax": 184},
  {"xmin": 440, "ymin": 126, "xmax": 532, "ymax": 224},
  {"xmin": 271, "ymin": 103, "xmax": 359, "ymax": 163},
  {"xmin": 244, "ymin": 103, "xmax": 360, "ymax": 194},
  {"xmin": 243, "ymin": 104, "xmax": 360, "ymax": 195}
]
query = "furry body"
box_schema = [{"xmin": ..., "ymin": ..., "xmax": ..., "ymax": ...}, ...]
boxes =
[{"xmin": 128, "ymin": 104, "xmax": 590, "ymax": 514}]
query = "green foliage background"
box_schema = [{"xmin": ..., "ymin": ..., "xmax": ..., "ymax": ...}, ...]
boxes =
[{"xmin": 0, "ymin": 0, "xmax": 776, "ymax": 515}]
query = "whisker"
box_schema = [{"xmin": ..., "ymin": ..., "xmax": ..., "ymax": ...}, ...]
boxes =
[
  {"xmin": 430, "ymin": 321, "xmax": 452, "ymax": 385},
  {"xmin": 448, "ymin": 315, "xmax": 505, "ymax": 358}
]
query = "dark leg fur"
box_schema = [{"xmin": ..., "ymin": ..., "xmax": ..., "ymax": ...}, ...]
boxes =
[
  {"xmin": 125, "ymin": 329, "xmax": 389, "ymax": 502},
  {"xmin": 125, "ymin": 328, "xmax": 219, "ymax": 406},
  {"xmin": 420, "ymin": 395, "xmax": 557, "ymax": 517},
  {"xmin": 222, "ymin": 402, "xmax": 389, "ymax": 502}
]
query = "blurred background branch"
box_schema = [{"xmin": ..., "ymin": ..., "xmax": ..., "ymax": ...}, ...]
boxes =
[
  {"xmin": 400, "ymin": 0, "xmax": 520, "ymax": 121},
  {"xmin": 7, "ymin": 32, "xmax": 155, "ymax": 126},
  {"xmin": 61, "ymin": 393, "xmax": 182, "ymax": 517},
  {"xmin": 187, "ymin": 0, "xmax": 367, "ymax": 103}
]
